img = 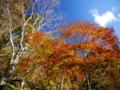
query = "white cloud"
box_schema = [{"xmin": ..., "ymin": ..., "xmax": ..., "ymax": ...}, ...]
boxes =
[{"xmin": 90, "ymin": 9, "xmax": 118, "ymax": 27}]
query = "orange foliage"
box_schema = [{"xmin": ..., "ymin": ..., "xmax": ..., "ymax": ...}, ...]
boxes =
[{"xmin": 15, "ymin": 21, "xmax": 120, "ymax": 89}]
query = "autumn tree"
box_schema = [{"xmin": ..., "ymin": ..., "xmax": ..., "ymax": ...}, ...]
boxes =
[
  {"xmin": 15, "ymin": 20, "xmax": 120, "ymax": 90},
  {"xmin": 0, "ymin": 0, "xmax": 63, "ymax": 87},
  {"xmin": 16, "ymin": 20, "xmax": 120, "ymax": 90},
  {"xmin": 56, "ymin": 20, "xmax": 120, "ymax": 90}
]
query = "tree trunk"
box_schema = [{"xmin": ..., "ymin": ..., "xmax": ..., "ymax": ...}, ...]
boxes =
[
  {"xmin": 0, "ymin": 59, "xmax": 18, "ymax": 85},
  {"xmin": 61, "ymin": 75, "xmax": 64, "ymax": 90},
  {"xmin": 0, "ymin": 50, "xmax": 22, "ymax": 85},
  {"xmin": 86, "ymin": 73, "xmax": 91, "ymax": 90}
]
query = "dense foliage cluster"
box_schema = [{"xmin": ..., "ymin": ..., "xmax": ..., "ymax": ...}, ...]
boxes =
[{"xmin": 0, "ymin": 0, "xmax": 120, "ymax": 90}]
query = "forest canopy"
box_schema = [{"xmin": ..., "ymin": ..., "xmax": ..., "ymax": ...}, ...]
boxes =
[{"xmin": 0, "ymin": 0, "xmax": 120, "ymax": 90}]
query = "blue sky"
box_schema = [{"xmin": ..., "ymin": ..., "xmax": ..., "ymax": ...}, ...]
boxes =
[{"xmin": 60, "ymin": 0, "xmax": 120, "ymax": 40}]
